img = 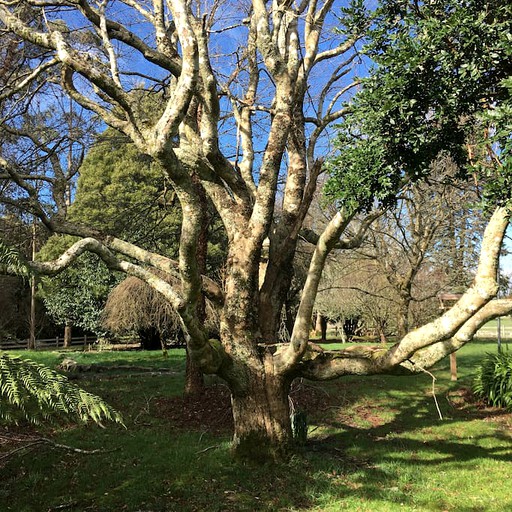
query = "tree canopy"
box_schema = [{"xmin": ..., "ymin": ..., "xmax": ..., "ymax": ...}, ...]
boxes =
[
  {"xmin": 327, "ymin": 0, "xmax": 512, "ymax": 209},
  {"xmin": 71, "ymin": 131, "xmax": 182, "ymax": 255}
]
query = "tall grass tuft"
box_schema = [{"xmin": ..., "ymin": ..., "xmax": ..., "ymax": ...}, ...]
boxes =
[{"xmin": 473, "ymin": 351, "xmax": 512, "ymax": 409}]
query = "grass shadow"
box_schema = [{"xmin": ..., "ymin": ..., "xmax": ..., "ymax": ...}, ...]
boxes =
[{"xmin": 3, "ymin": 343, "xmax": 512, "ymax": 511}]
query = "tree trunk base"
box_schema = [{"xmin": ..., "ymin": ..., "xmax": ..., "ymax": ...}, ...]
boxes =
[{"xmin": 230, "ymin": 374, "xmax": 293, "ymax": 462}]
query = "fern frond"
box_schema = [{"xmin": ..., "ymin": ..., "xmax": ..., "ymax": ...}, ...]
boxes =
[
  {"xmin": 0, "ymin": 353, "xmax": 124, "ymax": 426},
  {"xmin": 0, "ymin": 241, "xmax": 31, "ymax": 278}
]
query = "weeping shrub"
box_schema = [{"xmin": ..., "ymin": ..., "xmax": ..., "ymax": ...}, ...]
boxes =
[{"xmin": 473, "ymin": 351, "xmax": 512, "ymax": 409}]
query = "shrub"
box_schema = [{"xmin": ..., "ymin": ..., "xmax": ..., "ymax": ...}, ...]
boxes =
[{"xmin": 473, "ymin": 351, "xmax": 512, "ymax": 409}]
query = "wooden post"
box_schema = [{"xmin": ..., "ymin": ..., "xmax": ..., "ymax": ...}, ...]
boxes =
[
  {"xmin": 450, "ymin": 352, "xmax": 457, "ymax": 381},
  {"xmin": 438, "ymin": 294, "xmax": 462, "ymax": 382}
]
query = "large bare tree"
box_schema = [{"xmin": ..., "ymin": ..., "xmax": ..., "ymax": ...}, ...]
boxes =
[
  {"xmin": 0, "ymin": 0, "xmax": 510, "ymax": 460},
  {"xmin": 354, "ymin": 169, "xmax": 484, "ymax": 339}
]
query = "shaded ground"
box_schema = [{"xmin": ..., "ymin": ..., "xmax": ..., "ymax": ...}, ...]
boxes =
[
  {"xmin": 446, "ymin": 386, "xmax": 512, "ymax": 427},
  {"xmin": 3, "ymin": 381, "xmax": 510, "ymax": 461},
  {"xmin": 153, "ymin": 381, "xmax": 512, "ymax": 434},
  {"xmin": 3, "ymin": 344, "xmax": 512, "ymax": 512},
  {"xmin": 153, "ymin": 380, "xmax": 334, "ymax": 434}
]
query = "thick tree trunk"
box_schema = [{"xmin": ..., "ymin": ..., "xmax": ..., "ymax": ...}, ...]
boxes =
[
  {"xmin": 139, "ymin": 327, "xmax": 161, "ymax": 350},
  {"xmin": 183, "ymin": 178, "xmax": 208, "ymax": 395},
  {"xmin": 315, "ymin": 314, "xmax": 328, "ymax": 342},
  {"xmin": 184, "ymin": 346, "xmax": 204, "ymax": 395},
  {"xmin": 396, "ymin": 317, "xmax": 407, "ymax": 340},
  {"xmin": 339, "ymin": 322, "xmax": 348, "ymax": 343},
  {"xmin": 314, "ymin": 313, "xmax": 320, "ymax": 336},
  {"xmin": 259, "ymin": 251, "xmax": 295, "ymax": 343},
  {"xmin": 230, "ymin": 371, "xmax": 293, "ymax": 462},
  {"xmin": 396, "ymin": 297, "xmax": 410, "ymax": 340}
]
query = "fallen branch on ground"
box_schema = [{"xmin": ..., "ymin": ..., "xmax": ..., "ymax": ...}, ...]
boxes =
[{"xmin": 0, "ymin": 433, "xmax": 116, "ymax": 464}]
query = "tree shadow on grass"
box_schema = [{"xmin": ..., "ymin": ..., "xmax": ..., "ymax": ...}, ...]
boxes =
[
  {"xmin": 2, "ymin": 369, "xmax": 512, "ymax": 512},
  {"xmin": 294, "ymin": 378, "xmax": 512, "ymax": 511},
  {"xmin": 152, "ymin": 376, "xmax": 512, "ymax": 511}
]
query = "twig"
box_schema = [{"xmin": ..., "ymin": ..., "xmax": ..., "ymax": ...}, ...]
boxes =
[
  {"xmin": 0, "ymin": 440, "xmax": 45, "ymax": 462},
  {"xmin": 49, "ymin": 501, "xmax": 79, "ymax": 511},
  {"xmin": 196, "ymin": 445, "xmax": 219, "ymax": 455},
  {"xmin": 0, "ymin": 436, "xmax": 115, "ymax": 463},
  {"xmin": 133, "ymin": 394, "xmax": 156, "ymax": 424},
  {"xmin": 43, "ymin": 438, "xmax": 114, "ymax": 454},
  {"xmin": 415, "ymin": 364, "xmax": 444, "ymax": 420}
]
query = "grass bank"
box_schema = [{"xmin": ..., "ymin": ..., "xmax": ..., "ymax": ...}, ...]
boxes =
[{"xmin": 1, "ymin": 340, "xmax": 511, "ymax": 511}]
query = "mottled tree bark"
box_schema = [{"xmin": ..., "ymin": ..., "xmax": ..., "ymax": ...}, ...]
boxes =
[
  {"xmin": 230, "ymin": 363, "xmax": 293, "ymax": 461},
  {"xmin": 184, "ymin": 176, "xmax": 207, "ymax": 396}
]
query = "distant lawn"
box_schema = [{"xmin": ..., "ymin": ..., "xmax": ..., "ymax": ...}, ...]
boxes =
[
  {"xmin": 1, "ymin": 341, "xmax": 512, "ymax": 511},
  {"xmin": 475, "ymin": 316, "xmax": 512, "ymax": 340}
]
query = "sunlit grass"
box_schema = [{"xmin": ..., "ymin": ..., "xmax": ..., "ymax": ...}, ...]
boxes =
[{"xmin": 1, "ymin": 340, "xmax": 512, "ymax": 511}]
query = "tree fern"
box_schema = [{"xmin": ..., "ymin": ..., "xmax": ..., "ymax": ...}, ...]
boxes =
[
  {"xmin": 0, "ymin": 240, "xmax": 31, "ymax": 278},
  {"xmin": 0, "ymin": 353, "xmax": 123, "ymax": 426}
]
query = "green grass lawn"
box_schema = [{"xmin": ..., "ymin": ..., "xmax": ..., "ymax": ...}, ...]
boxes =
[
  {"xmin": 475, "ymin": 316, "xmax": 512, "ymax": 339},
  {"xmin": 1, "ymin": 341, "xmax": 512, "ymax": 511}
]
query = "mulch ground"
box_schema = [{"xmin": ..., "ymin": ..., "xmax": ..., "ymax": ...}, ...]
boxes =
[
  {"xmin": 153, "ymin": 381, "xmax": 333, "ymax": 434},
  {"xmin": 447, "ymin": 386, "xmax": 512, "ymax": 427},
  {"xmin": 153, "ymin": 382, "xmax": 512, "ymax": 435}
]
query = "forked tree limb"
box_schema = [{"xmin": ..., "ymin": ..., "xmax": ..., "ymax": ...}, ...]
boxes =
[{"xmin": 291, "ymin": 206, "xmax": 510, "ymax": 380}]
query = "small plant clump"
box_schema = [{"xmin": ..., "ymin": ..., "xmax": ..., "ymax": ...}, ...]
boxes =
[{"xmin": 473, "ymin": 351, "xmax": 512, "ymax": 409}]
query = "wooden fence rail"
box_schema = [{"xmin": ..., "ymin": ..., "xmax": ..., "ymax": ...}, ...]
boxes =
[{"xmin": 0, "ymin": 335, "xmax": 97, "ymax": 351}]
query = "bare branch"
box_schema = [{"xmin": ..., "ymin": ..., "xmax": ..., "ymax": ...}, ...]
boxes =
[
  {"xmin": 410, "ymin": 299, "xmax": 512, "ymax": 369},
  {"xmin": 376, "ymin": 206, "xmax": 510, "ymax": 370},
  {"xmin": 76, "ymin": 234, "xmax": 225, "ymax": 306},
  {"xmin": 28, "ymin": 235, "xmax": 224, "ymax": 371},
  {"xmin": 75, "ymin": 0, "xmax": 181, "ymax": 75},
  {"xmin": 0, "ymin": 57, "xmax": 58, "ymax": 101},
  {"xmin": 252, "ymin": 0, "xmax": 282, "ymax": 75},
  {"xmin": 300, "ymin": 210, "xmax": 383, "ymax": 249},
  {"xmin": 278, "ymin": 209, "xmax": 354, "ymax": 369},
  {"xmin": 314, "ymin": 35, "xmax": 360, "ymax": 65},
  {"xmin": 96, "ymin": 0, "xmax": 122, "ymax": 89}
]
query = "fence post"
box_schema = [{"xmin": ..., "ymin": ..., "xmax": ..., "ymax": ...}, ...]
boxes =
[
  {"xmin": 450, "ymin": 352, "xmax": 457, "ymax": 381},
  {"xmin": 55, "ymin": 336, "xmax": 59, "ymax": 348}
]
